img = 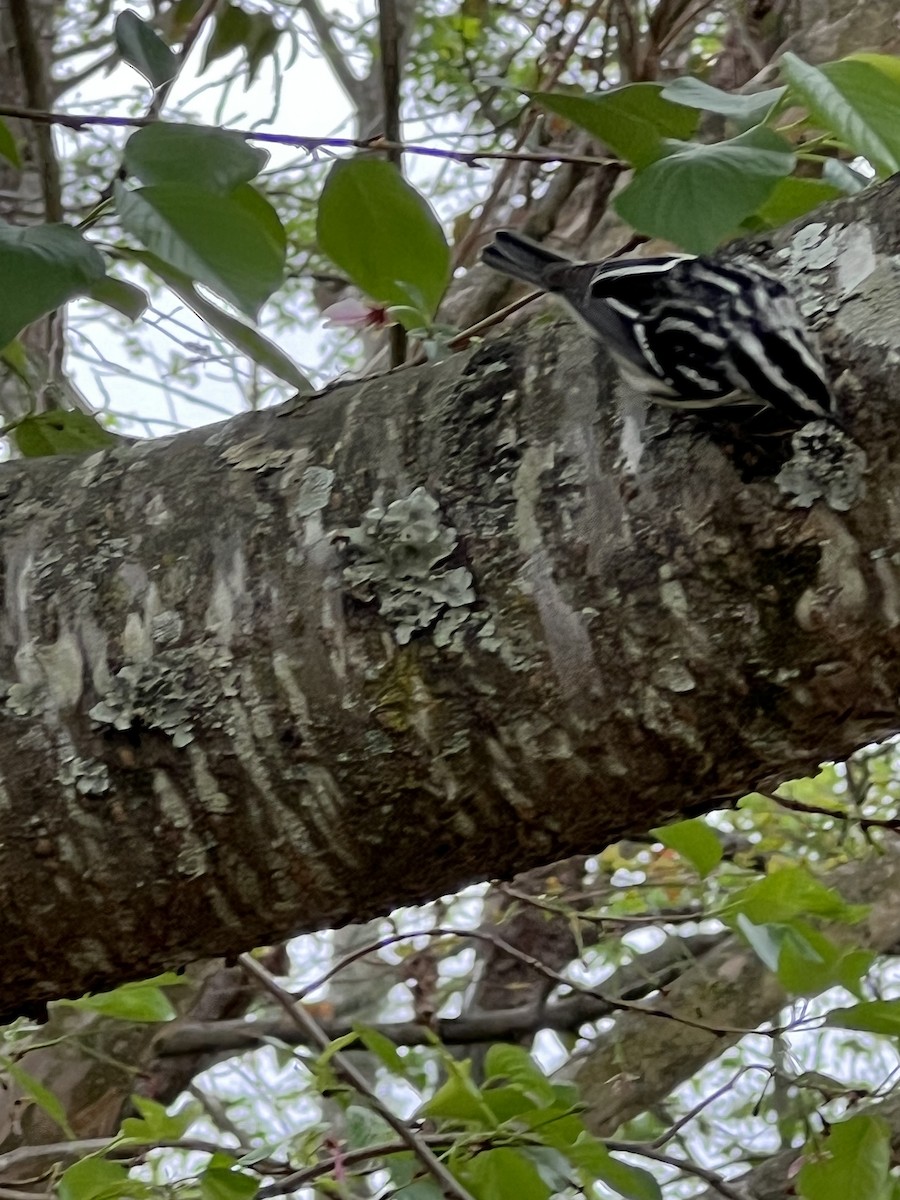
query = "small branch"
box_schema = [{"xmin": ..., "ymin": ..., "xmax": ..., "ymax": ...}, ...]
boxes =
[
  {"xmin": 0, "ymin": 105, "xmax": 622, "ymax": 171},
  {"xmin": 257, "ymin": 1135, "xmax": 458, "ymax": 1198},
  {"xmin": 7, "ymin": 0, "xmax": 63, "ymax": 223},
  {"xmin": 378, "ymin": 0, "xmax": 406, "ymax": 367},
  {"xmin": 605, "ymin": 1141, "xmax": 753, "ymax": 1200},
  {"xmin": 150, "ymin": 0, "xmax": 222, "ymax": 118},
  {"xmin": 297, "ymin": 0, "xmax": 365, "ymax": 107},
  {"xmin": 759, "ymin": 790, "xmax": 900, "ymax": 833},
  {"xmin": 237, "ymin": 953, "xmax": 477, "ymax": 1200},
  {"xmin": 0, "ymin": 105, "xmax": 619, "ymax": 170}
]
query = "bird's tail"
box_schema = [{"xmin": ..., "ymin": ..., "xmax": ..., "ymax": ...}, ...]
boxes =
[{"xmin": 481, "ymin": 230, "xmax": 572, "ymax": 288}]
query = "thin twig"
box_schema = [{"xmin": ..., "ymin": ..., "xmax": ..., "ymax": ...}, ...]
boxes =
[
  {"xmin": 605, "ymin": 1141, "xmax": 753, "ymax": 1200},
  {"xmin": 378, "ymin": 0, "xmax": 407, "ymax": 367},
  {"xmin": 0, "ymin": 104, "xmax": 622, "ymax": 169},
  {"xmin": 257, "ymin": 1134, "xmax": 458, "ymax": 1197},
  {"xmin": 237, "ymin": 953, "xmax": 477, "ymax": 1200},
  {"xmin": 7, "ymin": 0, "xmax": 63, "ymax": 223}
]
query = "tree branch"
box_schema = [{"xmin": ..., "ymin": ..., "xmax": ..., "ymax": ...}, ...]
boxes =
[{"xmin": 0, "ymin": 180, "xmax": 896, "ymax": 1019}]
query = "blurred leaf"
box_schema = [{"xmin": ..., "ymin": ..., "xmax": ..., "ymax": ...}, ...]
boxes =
[
  {"xmin": 355, "ymin": 1024, "xmax": 406, "ymax": 1073},
  {"xmin": 776, "ymin": 923, "xmax": 872, "ymax": 997},
  {"xmin": 651, "ymin": 818, "xmax": 723, "ymax": 878},
  {"xmin": 735, "ymin": 915, "xmax": 785, "ymax": 972},
  {"xmin": 317, "ymin": 158, "xmax": 451, "ymax": 319},
  {"xmin": 421, "ymin": 1059, "xmax": 488, "ymax": 1123},
  {"xmin": 797, "ymin": 1115, "xmax": 891, "ymax": 1200},
  {"xmin": 87, "ymin": 274, "xmax": 149, "ymax": 320},
  {"xmin": 846, "ymin": 52, "xmax": 900, "ymax": 85},
  {"xmin": 569, "ymin": 1137, "xmax": 661, "ymax": 1200},
  {"xmin": 484, "ymin": 1044, "xmax": 555, "ymax": 1104},
  {"xmin": 754, "ymin": 176, "xmax": 843, "ymax": 225},
  {"xmin": 62, "ymin": 973, "xmax": 184, "ymax": 1021},
  {"xmin": 462, "ymin": 1147, "xmax": 552, "ymax": 1200},
  {"xmin": 114, "ymin": 10, "xmax": 178, "ymax": 87},
  {"xmin": 200, "ymin": 1166, "xmax": 260, "ymax": 1200},
  {"xmin": 4, "ymin": 1060, "xmax": 75, "ymax": 1137},
  {"xmin": 116, "ymin": 181, "xmax": 285, "ymax": 318},
  {"xmin": 243, "ymin": 10, "xmax": 282, "ymax": 83},
  {"xmin": 58, "ymin": 1157, "xmax": 132, "ymax": 1200},
  {"xmin": 782, "ymin": 53, "xmax": 900, "ymax": 175},
  {"xmin": 662, "ymin": 77, "xmax": 786, "ymax": 123},
  {"xmin": 120, "ymin": 1094, "xmax": 195, "ymax": 1141},
  {"xmin": 723, "ymin": 865, "xmax": 867, "ymax": 925},
  {"xmin": 201, "ymin": 4, "xmax": 281, "ymax": 82},
  {"xmin": 0, "ymin": 119, "xmax": 20, "ymax": 168},
  {"xmin": 345, "ymin": 1104, "xmax": 393, "ymax": 1150},
  {"xmin": 615, "ymin": 124, "xmax": 794, "ymax": 252},
  {"xmin": 825, "ymin": 1000, "xmax": 900, "ymax": 1035},
  {"xmin": 202, "ymin": 2, "xmax": 253, "ymax": 69},
  {"xmin": 124, "ymin": 123, "xmax": 268, "ymax": 191},
  {"xmin": 0, "ymin": 221, "xmax": 106, "ymax": 349},
  {"xmin": 125, "ymin": 248, "xmax": 310, "ymax": 391},
  {"xmin": 14, "ymin": 410, "xmax": 118, "ymax": 458},
  {"xmin": 532, "ymin": 82, "xmax": 698, "ymax": 168}
]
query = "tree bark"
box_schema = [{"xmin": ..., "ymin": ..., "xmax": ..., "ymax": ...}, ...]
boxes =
[{"xmin": 1, "ymin": 179, "xmax": 899, "ymax": 1019}]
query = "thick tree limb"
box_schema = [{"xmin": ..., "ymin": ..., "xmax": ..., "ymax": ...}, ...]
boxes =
[{"xmin": 0, "ymin": 180, "xmax": 899, "ymax": 1019}]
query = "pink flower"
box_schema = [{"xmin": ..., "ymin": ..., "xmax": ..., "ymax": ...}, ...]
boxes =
[{"xmin": 322, "ymin": 298, "xmax": 390, "ymax": 329}]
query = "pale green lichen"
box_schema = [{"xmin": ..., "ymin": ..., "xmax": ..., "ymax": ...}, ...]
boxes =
[
  {"xmin": 776, "ymin": 421, "xmax": 867, "ymax": 511},
  {"xmin": 339, "ymin": 487, "xmax": 475, "ymax": 645}
]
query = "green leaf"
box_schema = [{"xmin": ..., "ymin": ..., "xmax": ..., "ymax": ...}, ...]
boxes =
[
  {"xmin": 316, "ymin": 158, "xmax": 450, "ymax": 319},
  {"xmin": 354, "ymin": 1024, "xmax": 406, "ymax": 1074},
  {"xmin": 532, "ymin": 83, "xmax": 698, "ymax": 169},
  {"xmin": 14, "ymin": 410, "xmax": 118, "ymax": 458},
  {"xmin": 825, "ymin": 999, "xmax": 900, "ymax": 1036},
  {"xmin": 0, "ymin": 119, "xmax": 20, "ymax": 168},
  {"xmin": 776, "ymin": 923, "xmax": 872, "ymax": 997},
  {"xmin": 782, "ymin": 53, "xmax": 900, "ymax": 175},
  {"xmin": 120, "ymin": 1094, "xmax": 195, "ymax": 1142},
  {"xmin": 595, "ymin": 1157, "xmax": 662, "ymax": 1200},
  {"xmin": 202, "ymin": 3, "xmax": 253, "ymax": 70},
  {"xmin": 124, "ymin": 248, "xmax": 311, "ymax": 391},
  {"xmin": 4, "ymin": 1060, "xmax": 76, "ymax": 1138},
  {"xmin": 200, "ymin": 4, "xmax": 281, "ymax": 83},
  {"xmin": 114, "ymin": 10, "xmax": 178, "ymax": 88},
  {"xmin": 568, "ymin": 1136, "xmax": 661, "ymax": 1200},
  {"xmin": 124, "ymin": 123, "xmax": 268, "ymax": 192},
  {"xmin": 462, "ymin": 1147, "xmax": 552, "ymax": 1200},
  {"xmin": 0, "ymin": 221, "xmax": 106, "ymax": 350},
  {"xmin": 614, "ymin": 124, "xmax": 794, "ymax": 252},
  {"xmin": 735, "ymin": 915, "xmax": 785, "ymax": 972},
  {"xmin": 421, "ymin": 1060, "xmax": 489, "ymax": 1124},
  {"xmin": 200, "ymin": 1166, "xmax": 260, "ymax": 1200},
  {"xmin": 242, "ymin": 10, "xmax": 282, "ymax": 84},
  {"xmin": 754, "ymin": 176, "xmax": 843, "ymax": 226},
  {"xmin": 797, "ymin": 1115, "xmax": 891, "ymax": 1200},
  {"xmin": 345, "ymin": 1104, "xmax": 393, "ymax": 1150},
  {"xmin": 87, "ymin": 275, "xmax": 149, "ymax": 321},
  {"xmin": 116, "ymin": 181, "xmax": 285, "ymax": 318},
  {"xmin": 651, "ymin": 818, "xmax": 723, "ymax": 878},
  {"xmin": 484, "ymin": 1044, "xmax": 555, "ymax": 1104},
  {"xmin": 724, "ymin": 865, "xmax": 868, "ymax": 926},
  {"xmin": 62, "ymin": 975, "xmax": 183, "ymax": 1021},
  {"xmin": 662, "ymin": 77, "xmax": 786, "ymax": 123},
  {"xmin": 58, "ymin": 1157, "xmax": 131, "ymax": 1200}
]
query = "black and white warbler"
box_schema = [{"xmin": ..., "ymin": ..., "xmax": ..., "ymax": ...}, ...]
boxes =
[{"xmin": 481, "ymin": 229, "xmax": 836, "ymax": 425}]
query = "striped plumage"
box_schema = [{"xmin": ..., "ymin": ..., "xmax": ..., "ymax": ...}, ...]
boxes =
[{"xmin": 481, "ymin": 230, "xmax": 836, "ymax": 425}]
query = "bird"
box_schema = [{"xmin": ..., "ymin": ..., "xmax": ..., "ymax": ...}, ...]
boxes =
[{"xmin": 481, "ymin": 229, "xmax": 837, "ymax": 425}]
